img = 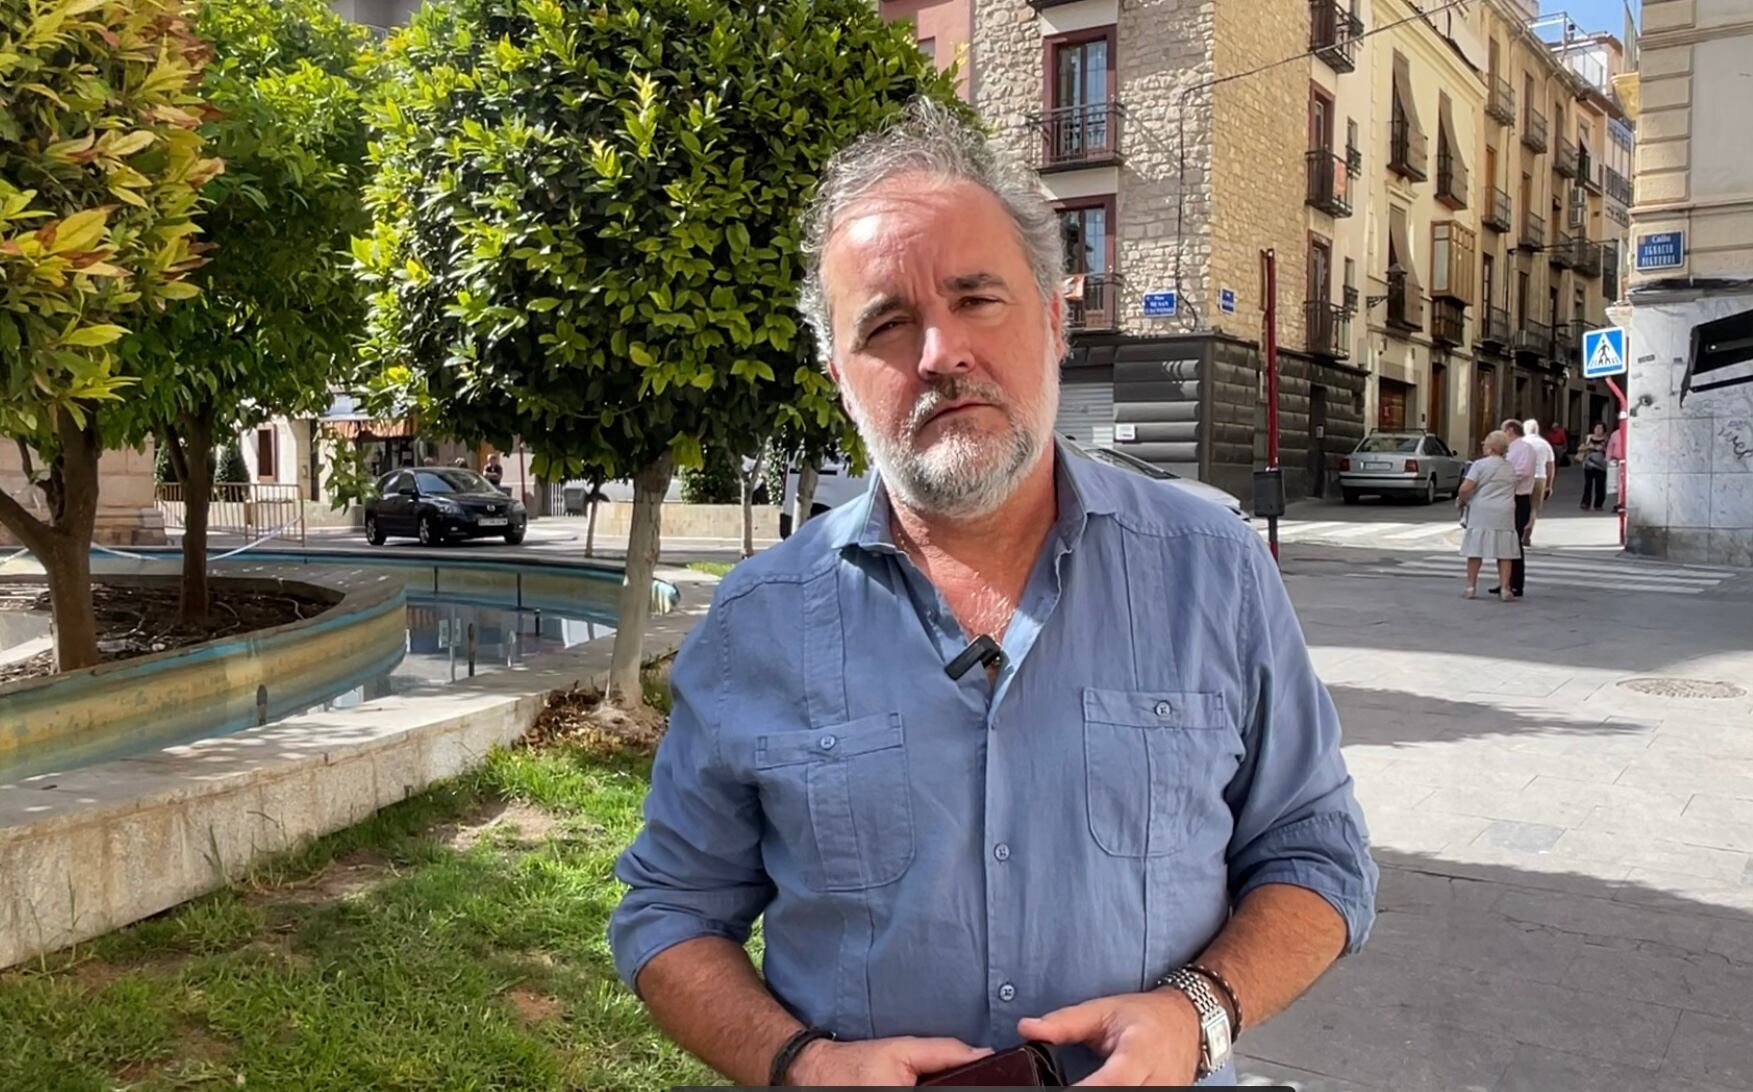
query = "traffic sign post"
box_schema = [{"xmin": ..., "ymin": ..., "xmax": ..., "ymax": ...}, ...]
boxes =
[{"xmin": 1583, "ymin": 326, "xmax": 1627, "ymax": 380}]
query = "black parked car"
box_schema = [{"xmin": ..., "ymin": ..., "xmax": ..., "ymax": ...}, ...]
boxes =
[{"xmin": 365, "ymin": 468, "xmax": 527, "ymax": 546}]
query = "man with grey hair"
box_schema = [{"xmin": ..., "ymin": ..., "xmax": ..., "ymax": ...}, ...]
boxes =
[{"xmin": 610, "ymin": 100, "xmax": 1376, "ymax": 1087}]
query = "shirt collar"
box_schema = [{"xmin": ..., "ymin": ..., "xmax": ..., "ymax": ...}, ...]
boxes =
[{"xmin": 822, "ymin": 439, "xmax": 1118, "ymax": 557}]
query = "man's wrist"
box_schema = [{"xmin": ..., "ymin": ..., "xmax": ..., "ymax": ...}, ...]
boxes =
[{"xmin": 785, "ymin": 1036, "xmax": 835, "ymax": 1085}]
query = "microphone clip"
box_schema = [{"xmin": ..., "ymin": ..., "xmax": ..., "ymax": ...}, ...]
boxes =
[{"xmin": 945, "ymin": 634, "xmax": 1004, "ymax": 680}]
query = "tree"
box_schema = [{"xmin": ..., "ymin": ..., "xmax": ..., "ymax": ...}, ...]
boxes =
[
  {"xmin": 771, "ymin": 396, "xmax": 865, "ymax": 538},
  {"xmin": 120, "ymin": 0, "xmax": 370, "ymax": 626},
  {"xmin": 359, "ymin": 0, "xmax": 959, "ymax": 703},
  {"xmin": 679, "ymin": 447, "xmax": 738, "ymax": 504},
  {"xmin": 215, "ymin": 437, "xmax": 247, "ymax": 484},
  {"xmin": 0, "ymin": 0, "xmax": 220, "ymax": 670}
]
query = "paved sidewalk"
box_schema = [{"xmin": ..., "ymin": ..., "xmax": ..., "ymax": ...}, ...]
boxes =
[{"xmin": 1236, "ymin": 543, "xmax": 1753, "ymax": 1091}]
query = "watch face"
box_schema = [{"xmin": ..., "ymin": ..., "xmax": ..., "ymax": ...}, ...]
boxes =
[{"xmin": 1203, "ymin": 1009, "xmax": 1232, "ymax": 1069}]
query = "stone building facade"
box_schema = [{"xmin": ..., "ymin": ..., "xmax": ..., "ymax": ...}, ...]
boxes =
[{"xmin": 1617, "ymin": 0, "xmax": 1753, "ymax": 566}]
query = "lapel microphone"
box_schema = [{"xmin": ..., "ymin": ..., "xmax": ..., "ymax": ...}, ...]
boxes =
[{"xmin": 945, "ymin": 634, "xmax": 1003, "ymax": 680}]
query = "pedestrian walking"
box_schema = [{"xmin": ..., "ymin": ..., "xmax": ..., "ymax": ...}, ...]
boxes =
[
  {"xmin": 1607, "ymin": 422, "xmax": 1626, "ymax": 512},
  {"xmin": 1579, "ymin": 423, "xmax": 1609, "ymax": 511},
  {"xmin": 1458, "ymin": 431, "xmax": 1520, "ymax": 602},
  {"xmin": 1492, "ymin": 419, "xmax": 1536, "ymax": 599},
  {"xmin": 1521, "ymin": 418, "xmax": 1556, "ymax": 543},
  {"xmin": 484, "ymin": 453, "xmax": 504, "ymax": 489},
  {"xmin": 610, "ymin": 99, "xmax": 1376, "ymax": 1089}
]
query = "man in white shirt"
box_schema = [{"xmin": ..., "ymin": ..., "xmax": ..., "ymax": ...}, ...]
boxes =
[
  {"xmin": 1521, "ymin": 418, "xmax": 1556, "ymax": 545},
  {"xmin": 1495, "ymin": 420, "xmax": 1537, "ymax": 599}
]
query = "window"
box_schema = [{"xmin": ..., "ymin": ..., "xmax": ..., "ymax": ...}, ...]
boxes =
[
  {"xmin": 385, "ymin": 471, "xmax": 412, "ymax": 495},
  {"xmin": 415, "ymin": 469, "xmax": 493, "ymax": 494},
  {"xmin": 1309, "ymin": 84, "xmax": 1334, "ymax": 150},
  {"xmin": 1057, "ymin": 200, "xmax": 1112, "ymax": 275},
  {"xmin": 1423, "ymin": 435, "xmax": 1453, "ymax": 457},
  {"xmin": 1523, "ymin": 74, "xmax": 1535, "ymax": 128},
  {"xmin": 1483, "ymin": 252, "xmax": 1496, "ymax": 308},
  {"xmin": 1347, "ymin": 118, "xmax": 1359, "ymax": 155},
  {"xmin": 1430, "ymin": 221, "xmax": 1476, "ymax": 303},
  {"xmin": 1309, "ymin": 234, "xmax": 1332, "ymax": 303},
  {"xmin": 1517, "ymin": 270, "xmax": 1530, "ymax": 324},
  {"xmin": 256, "ymin": 428, "xmax": 276, "ymax": 479},
  {"xmin": 1048, "ymin": 30, "xmax": 1112, "ymax": 113}
]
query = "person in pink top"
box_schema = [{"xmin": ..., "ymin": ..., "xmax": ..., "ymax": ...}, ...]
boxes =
[{"xmin": 1607, "ymin": 423, "xmax": 1626, "ymax": 512}]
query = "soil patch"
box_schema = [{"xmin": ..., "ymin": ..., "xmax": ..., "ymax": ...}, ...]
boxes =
[
  {"xmin": 0, "ymin": 580, "xmax": 332, "ymax": 686},
  {"xmin": 504, "ymin": 986, "xmax": 565, "ymax": 1024},
  {"xmin": 520, "ymin": 680, "xmax": 669, "ymax": 756},
  {"xmin": 272, "ymin": 848, "xmax": 392, "ymax": 905},
  {"xmin": 438, "ymin": 798, "xmax": 561, "ymax": 851}
]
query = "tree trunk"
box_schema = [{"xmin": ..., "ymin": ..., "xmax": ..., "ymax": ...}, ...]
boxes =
[
  {"xmin": 0, "ymin": 408, "xmax": 105, "ymax": 671},
  {"xmin": 739, "ymin": 449, "xmax": 765, "ymax": 559},
  {"xmin": 176, "ymin": 410, "xmax": 215, "ymax": 627},
  {"xmin": 607, "ymin": 454, "xmax": 671, "ymax": 707},
  {"xmin": 41, "ymin": 532, "xmax": 99, "ymax": 671},
  {"xmin": 793, "ymin": 464, "xmax": 820, "ymax": 531},
  {"xmin": 584, "ymin": 477, "xmax": 602, "ymax": 558}
]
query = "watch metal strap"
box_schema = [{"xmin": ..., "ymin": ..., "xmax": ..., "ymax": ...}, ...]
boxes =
[{"xmin": 1156, "ymin": 967, "xmax": 1232, "ymax": 1078}]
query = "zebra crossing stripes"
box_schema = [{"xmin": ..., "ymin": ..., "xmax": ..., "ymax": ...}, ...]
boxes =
[
  {"xmin": 1349, "ymin": 553, "xmax": 1739, "ymax": 596},
  {"xmin": 1258, "ymin": 519, "xmax": 1456, "ymax": 549}
]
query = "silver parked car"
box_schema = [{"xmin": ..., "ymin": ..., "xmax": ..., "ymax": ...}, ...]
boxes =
[
  {"xmin": 1340, "ymin": 432, "xmax": 1465, "ymax": 505},
  {"xmin": 1063, "ymin": 438, "xmax": 1249, "ymax": 518}
]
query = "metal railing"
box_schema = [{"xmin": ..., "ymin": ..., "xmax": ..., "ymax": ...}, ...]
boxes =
[
  {"xmin": 1029, "ymin": 102, "xmax": 1126, "ymax": 171},
  {"xmin": 1522, "ymin": 209, "xmax": 1546, "ymax": 250},
  {"xmin": 1552, "ymin": 320, "xmax": 1575, "ymax": 364},
  {"xmin": 1567, "ymin": 319, "xmax": 1591, "ymax": 364},
  {"xmin": 1064, "ymin": 272, "xmax": 1123, "ymax": 332},
  {"xmin": 1436, "ymin": 146, "xmax": 1469, "ymax": 209},
  {"xmin": 1431, "ymin": 300, "xmax": 1466, "ymax": 346},
  {"xmin": 1487, "ymin": 74, "xmax": 1516, "ymax": 125},
  {"xmin": 1385, "ymin": 269, "xmax": 1423, "ymax": 331},
  {"xmin": 1605, "ymin": 166, "xmax": 1633, "ymax": 205},
  {"xmin": 1346, "ymin": 143, "xmax": 1363, "ymax": 177},
  {"xmin": 1514, "ymin": 319, "xmax": 1551, "ymax": 358},
  {"xmin": 1304, "ymin": 300, "xmax": 1352, "ymax": 359},
  {"xmin": 1578, "ymin": 146, "xmax": 1600, "ymax": 192},
  {"xmin": 1555, "ymin": 137, "xmax": 1579, "ymax": 178},
  {"xmin": 1311, "ymin": 0, "xmax": 1363, "ymax": 72},
  {"xmin": 1573, "ymin": 238, "xmax": 1602, "ymax": 277},
  {"xmin": 155, "ymin": 482, "xmax": 307, "ymax": 547},
  {"xmin": 1306, "ymin": 149, "xmax": 1352, "ymax": 217},
  {"xmin": 1480, "ymin": 305, "xmax": 1512, "ymax": 347},
  {"xmin": 1389, "ymin": 116, "xmax": 1428, "ymax": 181},
  {"xmin": 1484, "ymin": 186, "xmax": 1513, "ymax": 232},
  {"xmin": 1549, "ymin": 230, "xmax": 1574, "ymax": 268},
  {"xmin": 1523, "ymin": 107, "xmax": 1549, "ymax": 153}
]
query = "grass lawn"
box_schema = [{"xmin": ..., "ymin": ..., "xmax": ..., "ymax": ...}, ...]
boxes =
[
  {"xmin": 683, "ymin": 562, "xmax": 735, "ymax": 579},
  {"xmin": 0, "ymin": 724, "xmax": 731, "ymax": 1091}
]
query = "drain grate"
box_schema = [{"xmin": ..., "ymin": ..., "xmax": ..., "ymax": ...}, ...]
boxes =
[{"xmin": 1618, "ymin": 677, "xmax": 1748, "ymax": 700}]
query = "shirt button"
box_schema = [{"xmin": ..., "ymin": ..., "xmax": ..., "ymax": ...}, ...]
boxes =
[
  {"xmin": 1154, "ymin": 700, "xmax": 1174, "ymax": 718},
  {"xmin": 993, "ymin": 843, "xmax": 1011, "ymax": 862},
  {"xmin": 818, "ymin": 734, "xmax": 836, "ymax": 750},
  {"xmin": 998, "ymin": 983, "xmax": 1017, "ymax": 1002}
]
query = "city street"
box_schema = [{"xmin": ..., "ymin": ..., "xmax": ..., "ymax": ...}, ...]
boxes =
[{"xmin": 1237, "ymin": 471, "xmax": 1753, "ymax": 1091}]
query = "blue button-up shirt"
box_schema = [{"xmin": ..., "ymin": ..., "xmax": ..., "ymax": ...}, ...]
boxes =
[{"xmin": 611, "ymin": 447, "xmax": 1376, "ymax": 1084}]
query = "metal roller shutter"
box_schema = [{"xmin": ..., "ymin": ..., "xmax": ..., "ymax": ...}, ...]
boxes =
[{"xmin": 1055, "ymin": 380, "xmax": 1114, "ymax": 449}]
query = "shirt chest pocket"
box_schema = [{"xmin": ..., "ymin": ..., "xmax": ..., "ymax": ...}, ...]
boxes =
[
  {"xmin": 1083, "ymin": 688, "xmax": 1244, "ymax": 859},
  {"xmin": 755, "ymin": 713, "xmax": 915, "ymax": 892}
]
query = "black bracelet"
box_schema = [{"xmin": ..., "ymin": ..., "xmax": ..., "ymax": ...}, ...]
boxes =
[
  {"xmin": 768, "ymin": 1026, "xmax": 835, "ymax": 1087},
  {"xmin": 1188, "ymin": 962, "xmax": 1244, "ymax": 1039}
]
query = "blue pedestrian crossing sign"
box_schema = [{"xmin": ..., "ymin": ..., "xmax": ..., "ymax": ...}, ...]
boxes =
[{"xmin": 1583, "ymin": 326, "xmax": 1627, "ymax": 379}]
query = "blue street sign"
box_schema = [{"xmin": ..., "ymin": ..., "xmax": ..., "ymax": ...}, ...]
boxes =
[
  {"xmin": 1142, "ymin": 290, "xmax": 1177, "ymax": 317},
  {"xmin": 1219, "ymin": 287, "xmax": 1237, "ymax": 314},
  {"xmin": 1583, "ymin": 325, "xmax": 1627, "ymax": 379},
  {"xmin": 1635, "ymin": 231, "xmax": 1685, "ymax": 272}
]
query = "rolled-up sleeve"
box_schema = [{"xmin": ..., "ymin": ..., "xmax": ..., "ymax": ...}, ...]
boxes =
[
  {"xmin": 1224, "ymin": 537, "xmax": 1378, "ymax": 953},
  {"xmin": 609, "ymin": 601, "xmax": 774, "ymax": 992}
]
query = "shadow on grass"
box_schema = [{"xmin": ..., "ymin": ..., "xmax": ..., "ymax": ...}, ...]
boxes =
[{"xmin": 0, "ymin": 743, "xmax": 712, "ymax": 1092}]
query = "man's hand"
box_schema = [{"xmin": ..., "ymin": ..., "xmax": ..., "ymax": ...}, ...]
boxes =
[
  {"xmin": 1017, "ymin": 991, "xmax": 1200, "ymax": 1087},
  {"xmin": 788, "ymin": 1036, "xmax": 992, "ymax": 1087}
]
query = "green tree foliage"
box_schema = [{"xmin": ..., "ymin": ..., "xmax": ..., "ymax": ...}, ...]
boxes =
[
  {"xmin": 215, "ymin": 437, "xmax": 247, "ymax": 484},
  {"xmin": 119, "ymin": 0, "xmax": 370, "ymax": 625},
  {"xmin": 358, "ymin": 0, "xmax": 959, "ymax": 701},
  {"xmin": 0, "ymin": 0, "xmax": 220, "ymax": 670},
  {"xmin": 679, "ymin": 446, "xmax": 740, "ymax": 505}
]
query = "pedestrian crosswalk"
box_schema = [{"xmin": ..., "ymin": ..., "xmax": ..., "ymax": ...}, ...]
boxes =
[
  {"xmin": 1256, "ymin": 518, "xmax": 1459, "ymax": 550},
  {"xmin": 1342, "ymin": 550, "xmax": 1743, "ymax": 596}
]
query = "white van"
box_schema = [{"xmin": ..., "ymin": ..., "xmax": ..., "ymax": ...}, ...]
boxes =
[{"xmin": 778, "ymin": 458, "xmax": 871, "ymax": 538}]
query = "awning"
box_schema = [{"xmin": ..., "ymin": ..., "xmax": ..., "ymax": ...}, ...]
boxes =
[{"xmin": 321, "ymin": 418, "xmax": 418, "ymax": 440}]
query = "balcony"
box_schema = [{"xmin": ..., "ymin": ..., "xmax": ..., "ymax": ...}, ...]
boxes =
[
  {"xmin": 1385, "ymin": 268, "xmax": 1424, "ymax": 332},
  {"xmin": 1431, "ymin": 299, "xmax": 1466, "ymax": 346},
  {"xmin": 1028, "ymin": 103, "xmax": 1125, "ymax": 172},
  {"xmin": 1311, "ymin": 0, "xmax": 1364, "ymax": 73},
  {"xmin": 1555, "ymin": 138, "xmax": 1579, "ymax": 178},
  {"xmin": 1605, "ymin": 166, "xmax": 1633, "ymax": 206},
  {"xmin": 1522, "ymin": 210, "xmax": 1545, "ymax": 252},
  {"xmin": 1389, "ymin": 117, "xmax": 1428, "ymax": 182},
  {"xmin": 1514, "ymin": 319, "xmax": 1552, "ymax": 359},
  {"xmin": 1480, "ymin": 304, "xmax": 1512, "ymax": 348},
  {"xmin": 1486, "ymin": 74, "xmax": 1516, "ymax": 126},
  {"xmin": 1304, "ymin": 300, "xmax": 1351, "ymax": 360},
  {"xmin": 1522, "ymin": 107, "xmax": 1549, "ymax": 153},
  {"xmin": 1579, "ymin": 147, "xmax": 1601, "ymax": 193},
  {"xmin": 1573, "ymin": 238, "xmax": 1602, "ymax": 278},
  {"xmin": 1306, "ymin": 149, "xmax": 1353, "ymax": 217},
  {"xmin": 1343, "ymin": 284, "xmax": 1359, "ymax": 311},
  {"xmin": 1549, "ymin": 230, "xmax": 1574, "ymax": 269},
  {"xmin": 1063, "ymin": 272, "xmax": 1123, "ymax": 332},
  {"xmin": 1566, "ymin": 319, "xmax": 1591, "ymax": 364},
  {"xmin": 1346, "ymin": 143, "xmax": 1363, "ymax": 178},
  {"xmin": 1552, "ymin": 321, "xmax": 1575, "ymax": 365},
  {"xmin": 1483, "ymin": 187, "xmax": 1512, "ymax": 233},
  {"xmin": 1436, "ymin": 147, "xmax": 1469, "ymax": 210}
]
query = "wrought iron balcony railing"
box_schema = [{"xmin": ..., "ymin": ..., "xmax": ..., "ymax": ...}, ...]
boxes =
[
  {"xmin": 1431, "ymin": 299, "xmax": 1466, "ymax": 346},
  {"xmin": 1311, "ymin": 0, "xmax": 1364, "ymax": 73},
  {"xmin": 1514, "ymin": 319, "xmax": 1551, "ymax": 358},
  {"xmin": 1555, "ymin": 138, "xmax": 1579, "ymax": 178},
  {"xmin": 1385, "ymin": 269, "xmax": 1424, "ymax": 332},
  {"xmin": 1483, "ymin": 186, "xmax": 1512, "ymax": 233},
  {"xmin": 1304, "ymin": 300, "xmax": 1352, "ymax": 359},
  {"xmin": 1549, "ymin": 230, "xmax": 1574, "ymax": 268},
  {"xmin": 1437, "ymin": 147, "xmax": 1469, "ymax": 210},
  {"xmin": 1522, "ymin": 107, "xmax": 1549, "ymax": 153},
  {"xmin": 1028, "ymin": 102, "xmax": 1126, "ymax": 171},
  {"xmin": 1063, "ymin": 271, "xmax": 1123, "ymax": 332},
  {"xmin": 1487, "ymin": 74, "xmax": 1516, "ymax": 126},
  {"xmin": 1480, "ymin": 305, "xmax": 1511, "ymax": 347},
  {"xmin": 1522, "ymin": 210, "xmax": 1545, "ymax": 251},
  {"xmin": 1389, "ymin": 117, "xmax": 1428, "ymax": 182},
  {"xmin": 1306, "ymin": 149, "xmax": 1353, "ymax": 217}
]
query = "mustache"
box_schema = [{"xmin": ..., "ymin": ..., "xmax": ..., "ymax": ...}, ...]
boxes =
[{"xmin": 904, "ymin": 377, "xmax": 1011, "ymax": 436}]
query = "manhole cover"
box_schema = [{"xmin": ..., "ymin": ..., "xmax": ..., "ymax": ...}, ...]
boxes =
[{"xmin": 1618, "ymin": 677, "xmax": 1747, "ymax": 700}]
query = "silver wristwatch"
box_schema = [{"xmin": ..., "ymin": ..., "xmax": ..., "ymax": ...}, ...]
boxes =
[{"xmin": 1156, "ymin": 967, "xmax": 1233, "ymax": 1078}]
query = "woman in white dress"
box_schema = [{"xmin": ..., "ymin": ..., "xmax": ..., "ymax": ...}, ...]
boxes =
[{"xmin": 1457, "ymin": 430, "xmax": 1521, "ymax": 602}]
